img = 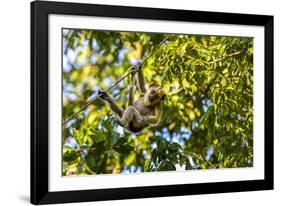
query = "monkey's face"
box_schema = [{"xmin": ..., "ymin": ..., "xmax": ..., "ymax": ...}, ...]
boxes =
[{"xmin": 144, "ymin": 84, "xmax": 165, "ymax": 105}]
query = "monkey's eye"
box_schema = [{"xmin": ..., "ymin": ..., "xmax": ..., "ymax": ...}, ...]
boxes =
[{"xmin": 150, "ymin": 90, "xmax": 156, "ymax": 94}]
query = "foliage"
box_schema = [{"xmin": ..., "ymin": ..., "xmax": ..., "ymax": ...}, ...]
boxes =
[{"xmin": 62, "ymin": 29, "xmax": 253, "ymax": 175}]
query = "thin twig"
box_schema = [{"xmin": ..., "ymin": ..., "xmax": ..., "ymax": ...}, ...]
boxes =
[
  {"xmin": 142, "ymin": 36, "xmax": 169, "ymax": 64},
  {"xmin": 167, "ymin": 88, "xmax": 183, "ymax": 96},
  {"xmin": 207, "ymin": 50, "xmax": 241, "ymax": 64}
]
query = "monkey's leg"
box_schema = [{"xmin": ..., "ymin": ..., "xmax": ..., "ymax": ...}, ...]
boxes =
[
  {"xmin": 118, "ymin": 106, "xmax": 140, "ymax": 126},
  {"xmin": 111, "ymin": 106, "xmax": 145, "ymax": 132},
  {"xmin": 98, "ymin": 90, "xmax": 124, "ymax": 117},
  {"xmin": 109, "ymin": 115, "xmax": 125, "ymax": 127}
]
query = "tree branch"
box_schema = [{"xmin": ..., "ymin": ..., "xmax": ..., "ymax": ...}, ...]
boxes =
[
  {"xmin": 167, "ymin": 88, "xmax": 184, "ymax": 96},
  {"xmin": 207, "ymin": 50, "xmax": 241, "ymax": 64}
]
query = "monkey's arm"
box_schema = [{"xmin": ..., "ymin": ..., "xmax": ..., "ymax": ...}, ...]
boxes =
[
  {"xmin": 132, "ymin": 62, "xmax": 146, "ymax": 94},
  {"xmin": 98, "ymin": 90, "xmax": 124, "ymax": 118},
  {"xmin": 128, "ymin": 73, "xmax": 135, "ymax": 106},
  {"xmin": 145, "ymin": 105, "xmax": 161, "ymax": 125},
  {"xmin": 137, "ymin": 68, "xmax": 146, "ymax": 95}
]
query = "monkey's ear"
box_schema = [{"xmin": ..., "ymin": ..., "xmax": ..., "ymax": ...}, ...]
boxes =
[{"xmin": 161, "ymin": 94, "xmax": 166, "ymax": 100}]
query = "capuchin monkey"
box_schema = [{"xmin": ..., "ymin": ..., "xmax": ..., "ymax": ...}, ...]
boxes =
[{"xmin": 98, "ymin": 62, "xmax": 165, "ymax": 133}]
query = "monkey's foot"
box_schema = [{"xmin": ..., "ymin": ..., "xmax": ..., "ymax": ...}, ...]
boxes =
[
  {"xmin": 109, "ymin": 115, "xmax": 124, "ymax": 127},
  {"xmin": 136, "ymin": 116, "xmax": 146, "ymax": 124}
]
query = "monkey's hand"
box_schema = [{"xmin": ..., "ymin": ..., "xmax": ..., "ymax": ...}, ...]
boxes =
[
  {"xmin": 136, "ymin": 116, "xmax": 146, "ymax": 125},
  {"xmin": 130, "ymin": 62, "xmax": 142, "ymax": 75},
  {"xmin": 98, "ymin": 90, "xmax": 112, "ymax": 103}
]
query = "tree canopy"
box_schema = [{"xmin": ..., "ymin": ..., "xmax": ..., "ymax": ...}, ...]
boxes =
[{"xmin": 62, "ymin": 29, "xmax": 253, "ymax": 176}]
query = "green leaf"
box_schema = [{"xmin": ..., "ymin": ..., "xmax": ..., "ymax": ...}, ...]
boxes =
[
  {"xmin": 113, "ymin": 144, "xmax": 134, "ymax": 155},
  {"xmin": 221, "ymin": 77, "xmax": 227, "ymax": 87},
  {"xmin": 158, "ymin": 161, "xmax": 176, "ymax": 171},
  {"xmin": 63, "ymin": 146, "xmax": 77, "ymax": 162},
  {"xmin": 85, "ymin": 142, "xmax": 107, "ymax": 173},
  {"xmin": 213, "ymin": 139, "xmax": 219, "ymax": 145},
  {"xmin": 188, "ymin": 110, "xmax": 196, "ymax": 120},
  {"xmin": 185, "ymin": 159, "xmax": 193, "ymax": 170},
  {"xmin": 144, "ymin": 160, "xmax": 151, "ymax": 172},
  {"xmin": 113, "ymin": 137, "xmax": 128, "ymax": 147},
  {"xmin": 124, "ymin": 153, "xmax": 136, "ymax": 165}
]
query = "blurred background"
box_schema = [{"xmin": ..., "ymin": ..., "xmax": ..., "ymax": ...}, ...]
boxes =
[{"xmin": 62, "ymin": 29, "xmax": 253, "ymax": 176}]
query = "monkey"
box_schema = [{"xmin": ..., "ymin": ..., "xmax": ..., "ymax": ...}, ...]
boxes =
[{"xmin": 98, "ymin": 62, "xmax": 165, "ymax": 133}]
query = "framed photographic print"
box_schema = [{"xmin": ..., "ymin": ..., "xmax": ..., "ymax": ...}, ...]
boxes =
[{"xmin": 31, "ymin": 0, "xmax": 274, "ymax": 204}]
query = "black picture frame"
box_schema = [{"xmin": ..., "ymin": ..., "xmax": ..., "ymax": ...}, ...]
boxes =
[{"xmin": 31, "ymin": 0, "xmax": 274, "ymax": 205}]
